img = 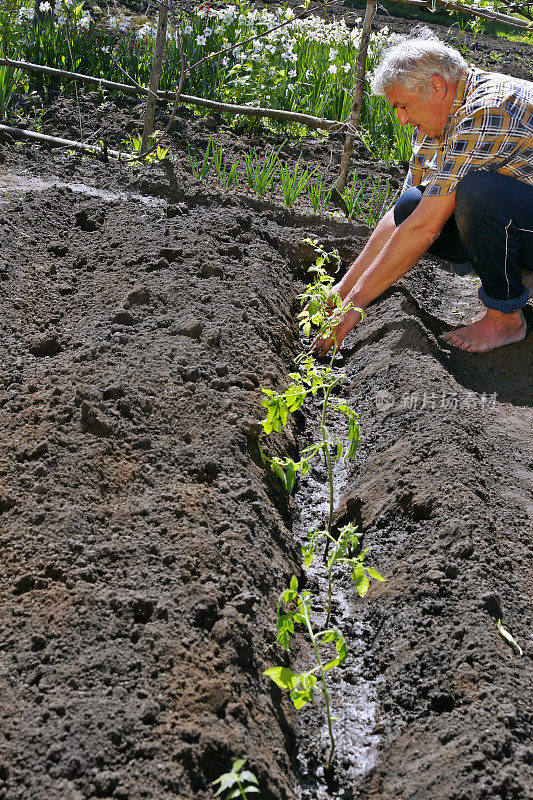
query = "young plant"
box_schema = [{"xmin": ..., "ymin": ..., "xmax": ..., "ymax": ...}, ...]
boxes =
[
  {"xmin": 279, "ymin": 159, "xmax": 317, "ymax": 208},
  {"xmin": 188, "ymin": 134, "xmax": 213, "ymax": 180},
  {"xmin": 243, "ymin": 142, "xmax": 284, "ymax": 198},
  {"xmin": 212, "ymin": 142, "xmax": 239, "ymax": 191},
  {"xmin": 121, "ymin": 130, "xmax": 168, "ymax": 165},
  {"xmin": 212, "ymin": 758, "xmax": 260, "ymax": 799},
  {"xmin": 308, "ymin": 172, "xmax": 332, "ymax": 214},
  {"xmin": 340, "ymin": 170, "xmax": 368, "ymax": 221},
  {"xmin": 261, "ymin": 240, "xmax": 362, "ymax": 535},
  {"xmin": 264, "ymin": 575, "xmax": 347, "ymax": 770},
  {"xmin": 362, "ymin": 177, "xmax": 397, "ymax": 226},
  {"xmin": 304, "ymin": 523, "xmax": 385, "ymax": 627}
]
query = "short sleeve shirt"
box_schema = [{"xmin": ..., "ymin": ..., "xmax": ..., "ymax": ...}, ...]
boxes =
[{"xmin": 403, "ymin": 67, "xmax": 533, "ymax": 197}]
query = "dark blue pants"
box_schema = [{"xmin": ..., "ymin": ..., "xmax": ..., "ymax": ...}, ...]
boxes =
[{"xmin": 394, "ymin": 170, "xmax": 533, "ymax": 313}]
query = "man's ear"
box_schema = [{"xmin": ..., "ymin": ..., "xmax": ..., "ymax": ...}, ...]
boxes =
[{"xmin": 430, "ymin": 74, "xmax": 447, "ymax": 98}]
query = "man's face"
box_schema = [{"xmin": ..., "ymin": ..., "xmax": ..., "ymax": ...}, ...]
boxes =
[{"xmin": 385, "ymin": 78, "xmax": 450, "ymax": 138}]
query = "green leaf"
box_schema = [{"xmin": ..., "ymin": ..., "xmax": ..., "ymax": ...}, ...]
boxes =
[
  {"xmin": 347, "ymin": 417, "xmax": 360, "ymax": 461},
  {"xmin": 302, "ymin": 545, "xmax": 314, "ymax": 570},
  {"xmin": 355, "ymin": 571, "xmax": 370, "ymax": 598},
  {"xmin": 367, "ymin": 566, "xmax": 386, "ymax": 582},
  {"xmin": 263, "ymin": 666, "xmax": 298, "ymax": 690},
  {"xmin": 284, "ymin": 461, "xmax": 296, "ymax": 494},
  {"xmin": 290, "ymin": 673, "xmax": 317, "ymax": 709},
  {"xmin": 212, "ymin": 773, "xmax": 238, "ymax": 794},
  {"xmin": 497, "ymin": 619, "xmax": 523, "ymax": 655},
  {"xmin": 323, "ymin": 631, "xmax": 348, "ymax": 670},
  {"xmin": 291, "ymin": 689, "xmax": 313, "ymax": 709},
  {"xmin": 336, "ymin": 441, "xmax": 343, "ymax": 459},
  {"xmin": 239, "ymin": 771, "xmax": 258, "ymax": 785},
  {"xmin": 261, "ymin": 416, "xmax": 274, "ymax": 435},
  {"xmin": 270, "ymin": 460, "xmax": 286, "ymax": 487},
  {"xmin": 290, "ymin": 575, "xmax": 298, "ymax": 592}
]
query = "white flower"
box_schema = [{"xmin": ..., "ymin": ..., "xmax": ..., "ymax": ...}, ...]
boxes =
[
  {"xmin": 287, "ymin": 83, "xmax": 295, "ymax": 93},
  {"xmin": 56, "ymin": 13, "xmax": 66, "ymax": 25},
  {"xmin": 288, "ymin": 69, "xmax": 296, "ymax": 77},
  {"xmin": 108, "ymin": 16, "xmax": 118, "ymax": 28},
  {"xmin": 328, "ymin": 64, "xmax": 337, "ymax": 74},
  {"xmin": 118, "ymin": 20, "xmax": 129, "ymax": 31},
  {"xmin": 329, "ymin": 47, "xmax": 338, "ymax": 61},
  {"xmin": 18, "ymin": 5, "xmax": 35, "ymax": 20},
  {"xmin": 137, "ymin": 23, "xmax": 152, "ymax": 38},
  {"xmin": 183, "ymin": 24, "xmax": 193, "ymax": 34},
  {"xmin": 204, "ymin": 26, "xmax": 212, "ymax": 36},
  {"xmin": 39, "ymin": 1, "xmax": 51, "ymax": 11},
  {"xmin": 196, "ymin": 34, "xmax": 206, "ymax": 45},
  {"xmin": 343, "ymin": 64, "xmax": 351, "ymax": 72},
  {"xmin": 102, "ymin": 45, "xmax": 110, "ymax": 54},
  {"xmin": 79, "ymin": 16, "xmax": 90, "ymax": 28}
]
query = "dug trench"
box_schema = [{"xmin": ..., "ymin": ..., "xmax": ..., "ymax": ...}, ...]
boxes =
[{"xmin": 0, "ymin": 143, "xmax": 532, "ymax": 800}]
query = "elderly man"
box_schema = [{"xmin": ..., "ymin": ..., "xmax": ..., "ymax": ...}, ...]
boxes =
[{"xmin": 313, "ymin": 32, "xmax": 533, "ymax": 356}]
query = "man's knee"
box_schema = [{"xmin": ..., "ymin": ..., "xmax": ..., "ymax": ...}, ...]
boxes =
[{"xmin": 393, "ymin": 187, "xmax": 423, "ymax": 226}]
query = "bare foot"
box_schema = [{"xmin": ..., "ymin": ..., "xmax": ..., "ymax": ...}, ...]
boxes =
[{"xmin": 441, "ymin": 308, "xmax": 527, "ymax": 353}]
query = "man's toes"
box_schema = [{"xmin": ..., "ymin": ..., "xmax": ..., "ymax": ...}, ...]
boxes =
[
  {"xmin": 446, "ymin": 332, "xmax": 462, "ymax": 346},
  {"xmin": 448, "ymin": 334, "xmax": 469, "ymax": 350}
]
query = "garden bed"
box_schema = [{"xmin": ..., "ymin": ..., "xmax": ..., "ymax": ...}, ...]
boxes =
[{"xmin": 0, "ymin": 5, "xmax": 532, "ymax": 800}]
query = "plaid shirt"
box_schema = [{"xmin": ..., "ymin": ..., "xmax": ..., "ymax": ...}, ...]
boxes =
[{"xmin": 404, "ymin": 67, "xmax": 533, "ymax": 197}]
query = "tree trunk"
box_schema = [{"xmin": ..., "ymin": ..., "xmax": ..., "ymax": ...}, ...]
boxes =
[
  {"xmin": 141, "ymin": 3, "xmax": 168, "ymax": 156},
  {"xmin": 336, "ymin": 0, "xmax": 377, "ymax": 194}
]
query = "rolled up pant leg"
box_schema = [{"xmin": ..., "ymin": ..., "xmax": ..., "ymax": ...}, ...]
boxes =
[{"xmin": 454, "ymin": 170, "xmax": 533, "ymax": 313}]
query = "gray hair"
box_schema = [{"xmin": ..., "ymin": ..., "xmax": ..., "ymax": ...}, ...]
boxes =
[{"xmin": 371, "ymin": 27, "xmax": 468, "ymax": 96}]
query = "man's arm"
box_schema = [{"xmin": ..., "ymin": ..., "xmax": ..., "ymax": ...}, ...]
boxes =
[
  {"xmin": 312, "ymin": 192, "xmax": 456, "ymax": 357},
  {"xmin": 331, "ymin": 208, "xmax": 397, "ymax": 301}
]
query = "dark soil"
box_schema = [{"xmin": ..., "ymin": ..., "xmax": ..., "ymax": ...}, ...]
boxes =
[{"xmin": 0, "ymin": 11, "xmax": 532, "ymax": 800}]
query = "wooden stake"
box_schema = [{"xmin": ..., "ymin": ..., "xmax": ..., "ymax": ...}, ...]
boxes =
[
  {"xmin": 141, "ymin": 2, "xmax": 168, "ymax": 156},
  {"xmin": 336, "ymin": 0, "xmax": 377, "ymax": 194}
]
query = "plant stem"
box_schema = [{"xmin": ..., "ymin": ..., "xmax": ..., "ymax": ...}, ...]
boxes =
[
  {"xmin": 321, "ymin": 382, "xmax": 335, "ymax": 541},
  {"xmin": 325, "ymin": 530, "xmax": 343, "ymax": 628},
  {"xmin": 322, "ymin": 348, "xmax": 339, "ymax": 566},
  {"xmin": 301, "ymin": 603, "xmax": 336, "ymax": 769}
]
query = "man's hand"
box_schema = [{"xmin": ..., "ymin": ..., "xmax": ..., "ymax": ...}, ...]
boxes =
[{"xmin": 311, "ymin": 305, "xmax": 363, "ymax": 359}]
